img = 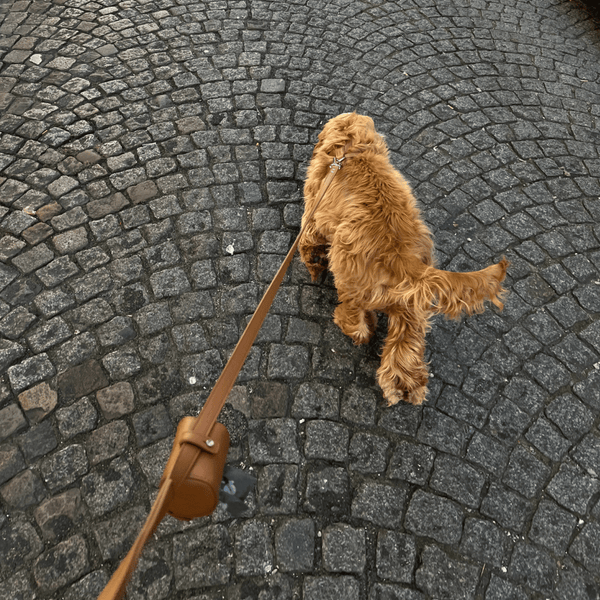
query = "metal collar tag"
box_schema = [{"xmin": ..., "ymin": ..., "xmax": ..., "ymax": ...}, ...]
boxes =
[{"xmin": 330, "ymin": 156, "xmax": 345, "ymax": 172}]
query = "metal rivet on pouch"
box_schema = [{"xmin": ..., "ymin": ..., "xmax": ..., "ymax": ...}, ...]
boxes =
[{"xmin": 206, "ymin": 439, "xmax": 215, "ymax": 447}]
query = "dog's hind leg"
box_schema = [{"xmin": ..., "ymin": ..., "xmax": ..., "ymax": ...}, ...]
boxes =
[
  {"xmin": 377, "ymin": 306, "xmax": 429, "ymax": 406},
  {"xmin": 333, "ymin": 299, "xmax": 377, "ymax": 345}
]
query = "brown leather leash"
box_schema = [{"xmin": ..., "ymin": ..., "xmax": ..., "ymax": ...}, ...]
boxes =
[
  {"xmin": 98, "ymin": 153, "xmax": 346, "ymax": 600},
  {"xmin": 181, "ymin": 154, "xmax": 346, "ymax": 450}
]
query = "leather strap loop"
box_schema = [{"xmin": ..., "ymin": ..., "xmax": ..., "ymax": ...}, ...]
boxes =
[{"xmin": 179, "ymin": 430, "xmax": 221, "ymax": 454}]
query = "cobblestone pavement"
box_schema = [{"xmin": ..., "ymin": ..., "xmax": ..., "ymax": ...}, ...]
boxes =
[{"xmin": 1, "ymin": 0, "xmax": 600, "ymax": 598}]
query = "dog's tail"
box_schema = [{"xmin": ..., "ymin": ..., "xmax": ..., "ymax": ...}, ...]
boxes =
[{"xmin": 389, "ymin": 257, "xmax": 509, "ymax": 319}]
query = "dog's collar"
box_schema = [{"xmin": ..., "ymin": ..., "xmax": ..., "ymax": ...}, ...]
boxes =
[
  {"xmin": 330, "ymin": 151, "xmax": 363, "ymax": 171},
  {"xmin": 332, "ymin": 142, "xmax": 363, "ymax": 168}
]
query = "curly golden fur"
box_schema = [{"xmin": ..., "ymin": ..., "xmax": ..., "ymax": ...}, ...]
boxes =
[{"xmin": 300, "ymin": 113, "xmax": 509, "ymax": 405}]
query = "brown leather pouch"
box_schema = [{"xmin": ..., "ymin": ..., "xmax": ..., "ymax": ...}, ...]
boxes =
[{"xmin": 162, "ymin": 416, "xmax": 230, "ymax": 520}]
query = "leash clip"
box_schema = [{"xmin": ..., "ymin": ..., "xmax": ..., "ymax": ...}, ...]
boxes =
[{"xmin": 330, "ymin": 156, "xmax": 345, "ymax": 172}]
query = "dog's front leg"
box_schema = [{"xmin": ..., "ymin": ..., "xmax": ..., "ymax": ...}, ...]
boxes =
[
  {"xmin": 299, "ymin": 221, "xmax": 329, "ymax": 281},
  {"xmin": 333, "ymin": 299, "xmax": 377, "ymax": 345},
  {"xmin": 377, "ymin": 306, "xmax": 429, "ymax": 406}
]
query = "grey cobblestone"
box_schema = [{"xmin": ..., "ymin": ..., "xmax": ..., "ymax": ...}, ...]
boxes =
[
  {"xmin": 376, "ymin": 530, "xmax": 416, "ymax": 584},
  {"xmin": 33, "ymin": 488, "xmax": 83, "ymax": 542},
  {"xmin": 430, "ymin": 454, "xmax": 486, "ymax": 508},
  {"xmin": 0, "ymin": 264, "xmax": 18, "ymax": 298},
  {"xmin": 503, "ymin": 445, "xmax": 552, "ymax": 499},
  {"xmin": 304, "ymin": 576, "xmax": 359, "ymax": 600},
  {"xmin": 249, "ymin": 418, "xmax": 300, "ymax": 464},
  {"xmin": 388, "ymin": 441, "xmax": 434, "ymax": 485},
  {"xmin": 86, "ymin": 421, "xmax": 129, "ymax": 465},
  {"xmin": 149, "ymin": 266, "xmax": 191, "ymax": 298},
  {"xmin": 460, "ymin": 517, "xmax": 511, "ymax": 568},
  {"xmin": 7, "ymin": 353, "xmax": 56, "ymax": 392},
  {"xmin": 34, "ymin": 289, "xmax": 75, "ymax": 318},
  {"xmin": 305, "ymin": 466, "xmax": 349, "ymax": 516},
  {"xmin": 234, "ymin": 520, "xmax": 272, "ymax": 576},
  {"xmin": 256, "ymin": 464, "xmax": 298, "ymax": 514},
  {"xmin": 173, "ymin": 525, "xmax": 232, "ymax": 589},
  {"xmin": 40, "ymin": 445, "xmax": 88, "ymax": 492},
  {"xmin": 56, "ymin": 398, "xmax": 97, "ymax": 439},
  {"xmin": 488, "ymin": 398, "xmax": 531, "ymax": 444},
  {"xmin": 0, "ymin": 468, "xmax": 46, "ymax": 508},
  {"xmin": 304, "ymin": 420, "xmax": 349, "ymax": 462},
  {"xmin": 530, "ymin": 499, "xmax": 578, "ymax": 556},
  {"xmin": 1, "ymin": 306, "xmax": 37, "ymax": 340},
  {"xmin": 466, "ymin": 431, "xmax": 509, "ymax": 476},
  {"xmin": 417, "ymin": 408, "xmax": 469, "ymax": 456},
  {"xmin": 81, "ymin": 457, "xmax": 134, "ymax": 517},
  {"xmin": 274, "ymin": 518, "xmax": 314, "ymax": 573},
  {"xmin": 132, "ymin": 404, "xmax": 172, "ymax": 447},
  {"xmin": 352, "ymin": 481, "xmax": 407, "ymax": 528},
  {"xmin": 33, "ymin": 535, "xmax": 89, "ymax": 593},
  {"xmin": 53, "ymin": 227, "xmax": 88, "ymax": 254},
  {"xmin": 102, "ymin": 348, "xmax": 142, "ymax": 380},
  {"xmin": 341, "ymin": 385, "xmax": 377, "ymax": 426},
  {"xmin": 485, "ymin": 575, "xmax": 529, "ymax": 600},
  {"xmin": 97, "ymin": 316, "xmax": 136, "ymax": 348},
  {"xmin": 525, "ymin": 417, "xmax": 570, "ymax": 461},
  {"xmin": 481, "ymin": 483, "xmax": 532, "ymax": 533},
  {"xmin": 0, "ymin": 520, "xmax": 42, "ymax": 576},
  {"xmin": 0, "ymin": 443, "xmax": 25, "ymax": 486},
  {"xmin": 416, "ymin": 545, "xmax": 479, "ymax": 600},
  {"xmin": 36, "ymin": 256, "xmax": 80, "ymax": 287},
  {"xmin": 547, "ymin": 462, "xmax": 600, "ymax": 515},
  {"xmin": 508, "ymin": 542, "xmax": 556, "ymax": 595},
  {"xmin": 349, "ymin": 432, "xmax": 389, "ymax": 474},
  {"xmin": 570, "ymin": 522, "xmax": 600, "ymax": 574},
  {"xmin": 0, "ymin": 338, "xmax": 24, "ymax": 372},
  {"xmin": 27, "ymin": 316, "xmax": 71, "ymax": 352},
  {"xmin": 322, "ymin": 524, "xmax": 365, "ymax": 574},
  {"xmin": 11, "ymin": 242, "xmax": 54, "ymax": 273}
]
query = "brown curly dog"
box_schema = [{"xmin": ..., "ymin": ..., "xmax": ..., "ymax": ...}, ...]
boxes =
[{"xmin": 300, "ymin": 113, "xmax": 509, "ymax": 406}]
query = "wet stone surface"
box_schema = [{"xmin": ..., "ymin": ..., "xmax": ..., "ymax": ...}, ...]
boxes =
[{"xmin": 1, "ymin": 0, "xmax": 600, "ymax": 597}]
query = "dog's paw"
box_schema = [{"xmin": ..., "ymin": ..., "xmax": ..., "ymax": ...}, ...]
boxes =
[
  {"xmin": 306, "ymin": 262, "xmax": 326, "ymax": 281},
  {"xmin": 335, "ymin": 308, "xmax": 376, "ymax": 345},
  {"xmin": 405, "ymin": 386, "xmax": 427, "ymax": 405},
  {"xmin": 384, "ymin": 385, "xmax": 427, "ymax": 406},
  {"xmin": 350, "ymin": 313, "xmax": 376, "ymax": 345},
  {"xmin": 350, "ymin": 329, "xmax": 372, "ymax": 345},
  {"xmin": 384, "ymin": 389, "xmax": 405, "ymax": 406},
  {"xmin": 333, "ymin": 303, "xmax": 377, "ymax": 346}
]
